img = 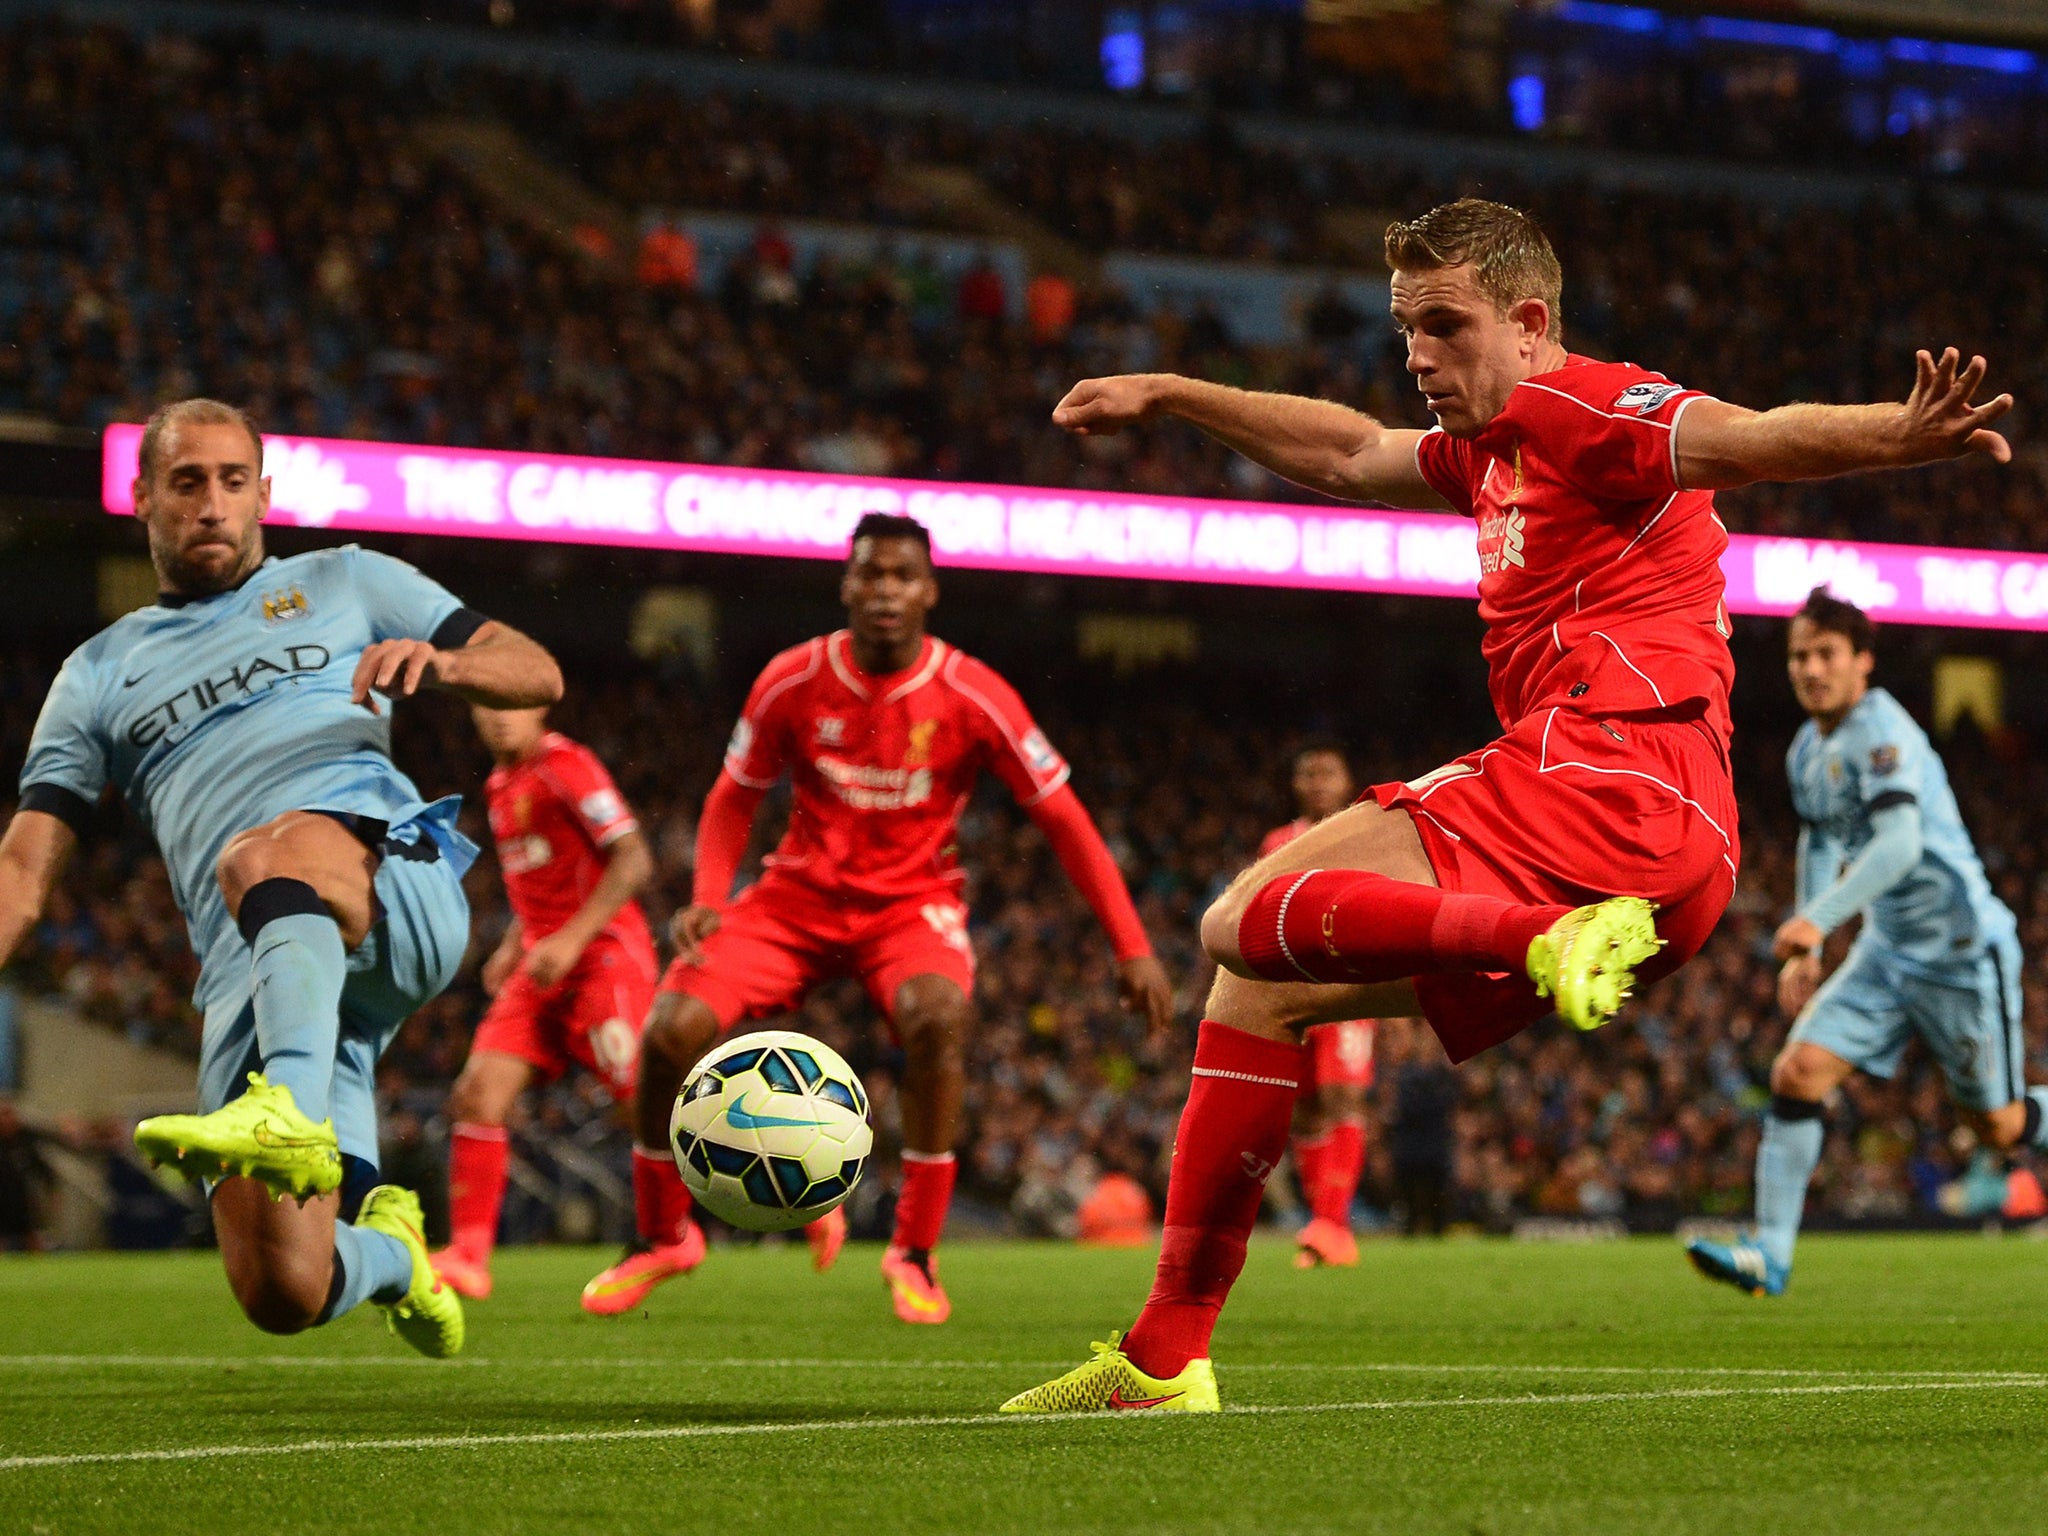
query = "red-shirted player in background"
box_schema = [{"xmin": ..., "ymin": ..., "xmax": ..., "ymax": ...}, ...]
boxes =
[
  {"xmin": 582, "ymin": 514, "xmax": 1175, "ymax": 1323},
  {"xmin": 430, "ymin": 706, "xmax": 657, "ymax": 1301},
  {"xmin": 1004, "ymin": 197, "xmax": 2014, "ymax": 1413},
  {"xmin": 1258, "ymin": 739, "xmax": 1375, "ymax": 1270}
]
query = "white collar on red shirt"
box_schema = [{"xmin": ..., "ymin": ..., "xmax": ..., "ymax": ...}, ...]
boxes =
[{"xmin": 826, "ymin": 630, "xmax": 948, "ymax": 704}]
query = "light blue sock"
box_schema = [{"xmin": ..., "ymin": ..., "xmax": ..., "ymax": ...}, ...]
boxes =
[
  {"xmin": 321, "ymin": 1222, "xmax": 413, "ymax": 1323},
  {"xmin": 2027, "ymin": 1087, "xmax": 2048, "ymax": 1151},
  {"xmin": 241, "ymin": 886, "xmax": 347, "ymax": 1121},
  {"xmin": 1754, "ymin": 1098, "xmax": 1825, "ymax": 1270}
]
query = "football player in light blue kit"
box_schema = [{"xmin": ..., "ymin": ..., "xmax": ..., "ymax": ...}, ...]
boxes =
[
  {"xmin": 1688, "ymin": 586, "xmax": 2043, "ymax": 1296},
  {"xmin": 0, "ymin": 399, "xmax": 561, "ymax": 1354}
]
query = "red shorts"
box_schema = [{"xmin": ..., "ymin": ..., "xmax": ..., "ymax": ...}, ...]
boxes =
[
  {"xmin": 1303, "ymin": 1020, "xmax": 1375, "ymax": 1092},
  {"xmin": 1372, "ymin": 704, "xmax": 1740, "ymax": 1064},
  {"xmin": 659, "ymin": 870, "xmax": 975, "ymax": 1032},
  {"xmin": 472, "ymin": 933, "xmax": 659, "ymax": 1098}
]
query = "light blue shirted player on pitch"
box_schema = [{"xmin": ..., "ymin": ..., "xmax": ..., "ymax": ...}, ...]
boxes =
[
  {"xmin": 1688, "ymin": 586, "xmax": 2041, "ymax": 1297},
  {"xmin": 0, "ymin": 399, "xmax": 561, "ymax": 1354}
]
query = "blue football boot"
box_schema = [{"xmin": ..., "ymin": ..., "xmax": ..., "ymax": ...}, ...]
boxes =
[{"xmin": 1684, "ymin": 1236, "xmax": 1788, "ymax": 1297}]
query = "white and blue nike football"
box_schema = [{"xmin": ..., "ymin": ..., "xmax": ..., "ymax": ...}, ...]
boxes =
[{"xmin": 669, "ymin": 1029, "xmax": 873, "ymax": 1233}]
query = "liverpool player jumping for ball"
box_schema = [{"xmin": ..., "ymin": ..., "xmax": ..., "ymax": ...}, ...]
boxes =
[
  {"xmin": 431, "ymin": 706, "xmax": 658, "ymax": 1301},
  {"xmin": 583, "ymin": 513, "xmax": 1174, "ymax": 1323},
  {"xmin": 1003, "ymin": 197, "xmax": 2014, "ymax": 1413},
  {"xmin": 1260, "ymin": 739, "xmax": 1377, "ymax": 1270}
]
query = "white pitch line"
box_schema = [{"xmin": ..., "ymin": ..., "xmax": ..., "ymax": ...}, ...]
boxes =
[
  {"xmin": 0, "ymin": 1355, "xmax": 2038, "ymax": 1381},
  {"xmin": 4, "ymin": 1376, "xmax": 2046, "ymax": 1473}
]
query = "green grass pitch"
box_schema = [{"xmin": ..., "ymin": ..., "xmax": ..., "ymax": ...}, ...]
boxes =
[{"xmin": 2, "ymin": 1234, "xmax": 2045, "ymax": 1534}]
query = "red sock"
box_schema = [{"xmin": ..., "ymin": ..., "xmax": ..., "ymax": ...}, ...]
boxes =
[
  {"xmin": 1312, "ymin": 1120, "xmax": 1366, "ymax": 1228},
  {"xmin": 1238, "ymin": 869, "xmax": 1570, "ymax": 985},
  {"xmin": 1293, "ymin": 1130, "xmax": 1331, "ymax": 1217},
  {"xmin": 633, "ymin": 1145, "xmax": 693, "ymax": 1247},
  {"xmin": 1123, "ymin": 1022, "xmax": 1303, "ymax": 1379},
  {"xmin": 892, "ymin": 1150, "xmax": 956, "ymax": 1253},
  {"xmin": 447, "ymin": 1122, "xmax": 509, "ymax": 1263}
]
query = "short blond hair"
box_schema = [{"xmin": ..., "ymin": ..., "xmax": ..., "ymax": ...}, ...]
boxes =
[
  {"xmin": 1384, "ymin": 198, "xmax": 1564, "ymax": 339},
  {"xmin": 137, "ymin": 398, "xmax": 263, "ymax": 484}
]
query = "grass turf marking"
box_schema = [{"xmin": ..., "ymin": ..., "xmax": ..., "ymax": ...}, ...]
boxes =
[
  {"xmin": 5, "ymin": 1376, "xmax": 2047, "ymax": 1472},
  {"xmin": 0, "ymin": 1354, "xmax": 2041, "ymax": 1380}
]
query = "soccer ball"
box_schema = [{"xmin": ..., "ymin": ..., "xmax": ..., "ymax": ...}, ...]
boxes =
[{"xmin": 669, "ymin": 1029, "xmax": 873, "ymax": 1233}]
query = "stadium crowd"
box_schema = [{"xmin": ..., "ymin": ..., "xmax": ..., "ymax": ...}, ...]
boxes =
[
  {"xmin": 338, "ymin": 0, "xmax": 2048, "ymax": 191},
  {"xmin": 7, "ymin": 629, "xmax": 2047, "ymax": 1240},
  {"xmin": 2, "ymin": 19, "xmax": 2044, "ymax": 552}
]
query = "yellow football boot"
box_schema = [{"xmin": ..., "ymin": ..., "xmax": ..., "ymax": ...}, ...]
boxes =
[
  {"xmin": 1527, "ymin": 896, "xmax": 1664, "ymax": 1032},
  {"xmin": 355, "ymin": 1185, "xmax": 465, "ymax": 1359},
  {"xmin": 999, "ymin": 1332, "xmax": 1220, "ymax": 1414},
  {"xmin": 133, "ymin": 1072, "xmax": 341, "ymax": 1199}
]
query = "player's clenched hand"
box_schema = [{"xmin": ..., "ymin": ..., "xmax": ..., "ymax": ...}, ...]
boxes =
[
  {"xmin": 351, "ymin": 639, "xmax": 445, "ymax": 712},
  {"xmin": 1771, "ymin": 915, "xmax": 1825, "ymax": 963},
  {"xmin": 1896, "ymin": 347, "xmax": 2013, "ymax": 466},
  {"xmin": 671, "ymin": 904, "xmax": 722, "ymax": 966},
  {"xmin": 481, "ymin": 939, "xmax": 519, "ymax": 996},
  {"xmin": 1052, "ymin": 375, "xmax": 1164, "ymax": 437},
  {"xmin": 1117, "ymin": 955, "xmax": 1175, "ymax": 1039},
  {"xmin": 1777, "ymin": 952, "xmax": 1821, "ymax": 1020},
  {"xmin": 519, "ymin": 929, "xmax": 585, "ymax": 989}
]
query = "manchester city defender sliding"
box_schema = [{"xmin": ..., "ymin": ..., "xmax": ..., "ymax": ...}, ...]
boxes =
[
  {"xmin": 0, "ymin": 399, "xmax": 561, "ymax": 1354},
  {"xmin": 1688, "ymin": 587, "xmax": 2043, "ymax": 1296}
]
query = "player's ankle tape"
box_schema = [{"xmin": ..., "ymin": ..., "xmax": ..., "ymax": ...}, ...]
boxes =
[
  {"xmin": 237, "ymin": 877, "xmax": 330, "ymax": 942},
  {"xmin": 1768, "ymin": 1093, "xmax": 1825, "ymax": 1122},
  {"xmin": 1236, "ymin": 871, "xmax": 1331, "ymax": 983}
]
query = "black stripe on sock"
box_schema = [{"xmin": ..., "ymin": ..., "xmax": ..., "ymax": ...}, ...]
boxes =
[
  {"xmin": 1768, "ymin": 1094, "xmax": 1826, "ymax": 1122},
  {"xmin": 339, "ymin": 1154, "xmax": 378, "ymax": 1223},
  {"xmin": 236, "ymin": 877, "xmax": 329, "ymax": 943},
  {"xmin": 2024, "ymin": 1096, "xmax": 2042, "ymax": 1149},
  {"xmin": 315, "ymin": 1249, "xmax": 348, "ymax": 1325}
]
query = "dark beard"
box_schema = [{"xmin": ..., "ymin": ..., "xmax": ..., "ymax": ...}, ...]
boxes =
[{"xmin": 154, "ymin": 529, "xmax": 260, "ymax": 596}]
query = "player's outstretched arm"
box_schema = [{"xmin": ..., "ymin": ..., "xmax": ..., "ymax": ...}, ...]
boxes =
[
  {"xmin": 1053, "ymin": 373, "xmax": 1447, "ymax": 510},
  {"xmin": 351, "ymin": 621, "xmax": 564, "ymax": 712},
  {"xmin": 1676, "ymin": 348, "xmax": 2013, "ymax": 491},
  {"xmin": 0, "ymin": 810, "xmax": 78, "ymax": 972}
]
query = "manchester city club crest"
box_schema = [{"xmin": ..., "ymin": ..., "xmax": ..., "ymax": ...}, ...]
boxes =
[
  {"xmin": 1869, "ymin": 745, "xmax": 1899, "ymax": 775},
  {"xmin": 261, "ymin": 585, "xmax": 311, "ymax": 624}
]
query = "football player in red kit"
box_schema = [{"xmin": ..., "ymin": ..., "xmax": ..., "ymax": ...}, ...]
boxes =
[
  {"xmin": 1258, "ymin": 740, "xmax": 1375, "ymax": 1270},
  {"xmin": 431, "ymin": 706, "xmax": 658, "ymax": 1301},
  {"xmin": 1004, "ymin": 197, "xmax": 2015, "ymax": 1412},
  {"xmin": 583, "ymin": 513, "xmax": 1175, "ymax": 1323}
]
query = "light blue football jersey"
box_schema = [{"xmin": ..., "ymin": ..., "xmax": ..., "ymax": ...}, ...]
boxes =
[
  {"xmin": 1787, "ymin": 686, "xmax": 2014, "ymax": 975},
  {"xmin": 20, "ymin": 545, "xmax": 480, "ymax": 1012}
]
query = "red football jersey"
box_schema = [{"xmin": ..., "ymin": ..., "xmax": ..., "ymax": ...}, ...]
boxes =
[
  {"xmin": 1415, "ymin": 355, "xmax": 1734, "ymax": 745},
  {"xmin": 721, "ymin": 630, "xmax": 1070, "ymax": 901},
  {"xmin": 484, "ymin": 731, "xmax": 653, "ymax": 950}
]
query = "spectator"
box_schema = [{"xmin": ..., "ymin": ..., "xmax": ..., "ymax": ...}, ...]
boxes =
[
  {"xmin": 1384, "ymin": 1019, "xmax": 1457, "ymax": 1236},
  {"xmin": 1025, "ymin": 269, "xmax": 1077, "ymax": 346}
]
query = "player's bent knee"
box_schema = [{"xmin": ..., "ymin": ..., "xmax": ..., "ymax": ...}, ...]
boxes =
[
  {"xmin": 1769, "ymin": 1044, "xmax": 1844, "ymax": 1102},
  {"xmin": 1199, "ymin": 891, "xmax": 1248, "ymax": 970},
  {"xmin": 643, "ymin": 996, "xmax": 718, "ymax": 1071},
  {"xmin": 228, "ymin": 1251, "xmax": 333, "ymax": 1335}
]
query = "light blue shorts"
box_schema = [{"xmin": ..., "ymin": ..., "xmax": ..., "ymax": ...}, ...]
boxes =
[
  {"xmin": 1791, "ymin": 934, "xmax": 2023, "ymax": 1113},
  {"xmin": 197, "ymin": 809, "xmax": 470, "ymax": 1171}
]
